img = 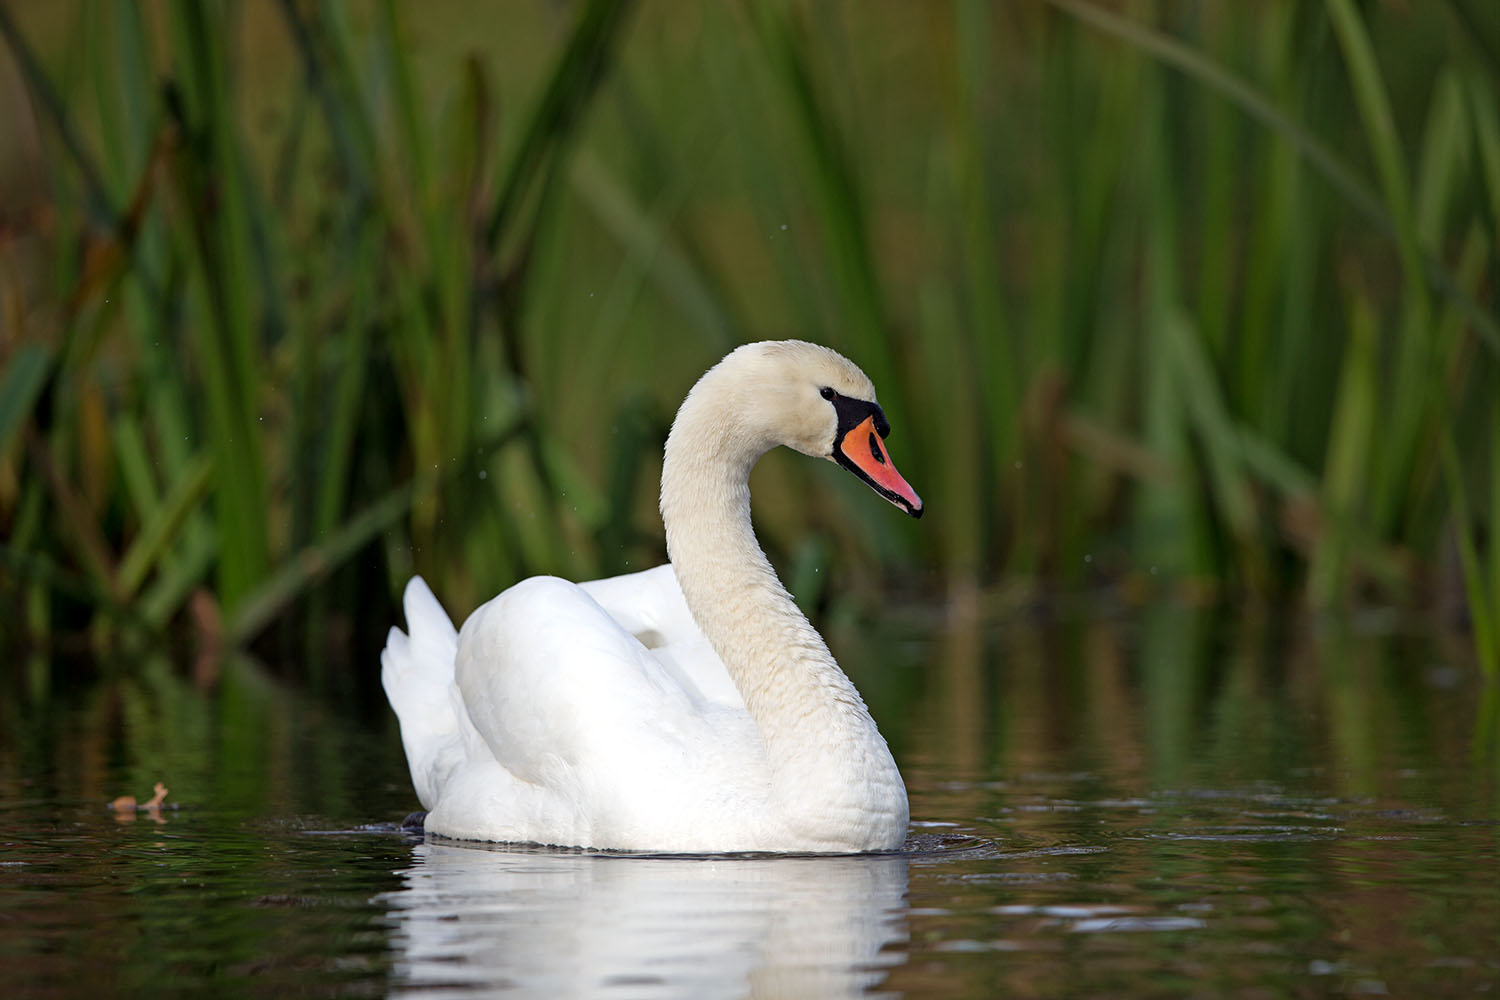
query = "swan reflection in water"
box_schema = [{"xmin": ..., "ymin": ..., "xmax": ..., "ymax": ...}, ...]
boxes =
[{"xmin": 380, "ymin": 840, "xmax": 909, "ymax": 998}]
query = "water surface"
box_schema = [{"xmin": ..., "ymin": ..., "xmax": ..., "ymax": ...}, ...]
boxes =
[{"xmin": 3, "ymin": 608, "xmax": 1496, "ymax": 996}]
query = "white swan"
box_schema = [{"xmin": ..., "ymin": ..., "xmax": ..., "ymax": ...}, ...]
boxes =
[{"xmin": 381, "ymin": 340, "xmax": 923, "ymax": 853}]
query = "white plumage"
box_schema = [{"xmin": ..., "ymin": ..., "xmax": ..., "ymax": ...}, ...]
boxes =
[{"xmin": 381, "ymin": 341, "xmax": 920, "ymax": 853}]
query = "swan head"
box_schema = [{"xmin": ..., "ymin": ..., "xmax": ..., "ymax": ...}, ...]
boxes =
[{"xmin": 682, "ymin": 340, "xmax": 923, "ymax": 518}]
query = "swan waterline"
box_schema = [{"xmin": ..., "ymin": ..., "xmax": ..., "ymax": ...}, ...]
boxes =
[{"xmin": 381, "ymin": 341, "xmax": 923, "ymax": 853}]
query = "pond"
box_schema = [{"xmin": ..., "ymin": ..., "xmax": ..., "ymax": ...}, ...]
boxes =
[{"xmin": 3, "ymin": 603, "xmax": 1497, "ymax": 997}]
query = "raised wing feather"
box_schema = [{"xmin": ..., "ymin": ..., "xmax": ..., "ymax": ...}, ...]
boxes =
[{"xmin": 579, "ymin": 564, "xmax": 743, "ymax": 708}]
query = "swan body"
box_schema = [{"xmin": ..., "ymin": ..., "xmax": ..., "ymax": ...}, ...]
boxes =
[{"xmin": 381, "ymin": 341, "xmax": 923, "ymax": 853}]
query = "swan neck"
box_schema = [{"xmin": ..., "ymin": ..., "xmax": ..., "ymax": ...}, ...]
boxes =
[
  {"xmin": 656, "ymin": 357, "xmax": 907, "ymax": 848},
  {"xmin": 659, "ymin": 395, "xmax": 887, "ymax": 779}
]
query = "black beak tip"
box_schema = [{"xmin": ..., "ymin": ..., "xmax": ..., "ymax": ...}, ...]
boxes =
[{"xmin": 907, "ymin": 501, "xmax": 923, "ymax": 519}]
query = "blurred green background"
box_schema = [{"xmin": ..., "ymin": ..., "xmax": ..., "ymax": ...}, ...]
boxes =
[{"xmin": 1, "ymin": 0, "xmax": 1498, "ymax": 685}]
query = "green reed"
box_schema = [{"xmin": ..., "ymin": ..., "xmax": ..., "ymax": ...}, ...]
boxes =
[{"xmin": 0, "ymin": 1, "xmax": 1496, "ymax": 679}]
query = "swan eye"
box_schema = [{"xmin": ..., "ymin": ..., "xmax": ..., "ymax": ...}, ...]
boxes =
[{"xmin": 820, "ymin": 387, "xmax": 836, "ymax": 401}]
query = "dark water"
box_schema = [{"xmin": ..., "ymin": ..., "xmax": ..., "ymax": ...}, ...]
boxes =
[{"xmin": 3, "ymin": 607, "xmax": 1497, "ymax": 997}]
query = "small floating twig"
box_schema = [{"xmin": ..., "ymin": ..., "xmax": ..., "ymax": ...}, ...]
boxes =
[{"xmin": 109, "ymin": 782, "xmax": 170, "ymax": 822}]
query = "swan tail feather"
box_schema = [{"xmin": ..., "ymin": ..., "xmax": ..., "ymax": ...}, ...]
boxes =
[{"xmin": 381, "ymin": 576, "xmax": 466, "ymax": 811}]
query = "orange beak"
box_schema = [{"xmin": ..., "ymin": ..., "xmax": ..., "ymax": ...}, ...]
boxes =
[{"xmin": 835, "ymin": 415, "xmax": 923, "ymax": 518}]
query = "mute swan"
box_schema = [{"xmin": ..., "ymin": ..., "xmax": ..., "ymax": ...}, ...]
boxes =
[{"xmin": 381, "ymin": 341, "xmax": 923, "ymax": 853}]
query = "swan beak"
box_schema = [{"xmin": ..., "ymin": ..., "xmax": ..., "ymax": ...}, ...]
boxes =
[{"xmin": 835, "ymin": 415, "xmax": 924, "ymax": 518}]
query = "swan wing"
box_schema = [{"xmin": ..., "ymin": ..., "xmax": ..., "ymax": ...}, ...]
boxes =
[
  {"xmin": 445, "ymin": 575, "xmax": 766, "ymax": 848},
  {"xmin": 575, "ymin": 563, "xmax": 697, "ymax": 646},
  {"xmin": 578, "ymin": 563, "xmax": 744, "ymax": 709}
]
